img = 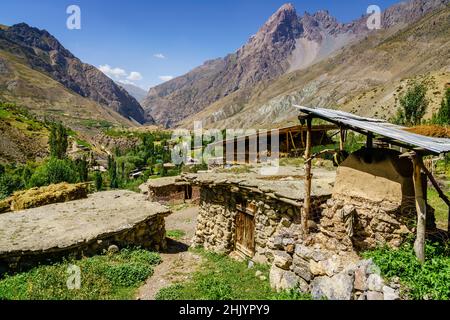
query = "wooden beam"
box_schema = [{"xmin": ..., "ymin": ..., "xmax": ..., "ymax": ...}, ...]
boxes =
[
  {"xmin": 339, "ymin": 127, "xmax": 346, "ymax": 151},
  {"xmin": 303, "ymin": 117, "xmax": 313, "ymax": 235},
  {"xmin": 412, "ymin": 153, "xmax": 427, "ymax": 263},
  {"xmin": 417, "ymin": 160, "xmax": 450, "ymax": 234},
  {"xmin": 366, "ymin": 133, "xmax": 373, "ymax": 149}
]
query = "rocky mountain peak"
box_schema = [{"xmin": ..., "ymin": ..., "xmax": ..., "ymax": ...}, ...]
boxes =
[{"xmin": 255, "ymin": 3, "xmax": 302, "ymax": 43}]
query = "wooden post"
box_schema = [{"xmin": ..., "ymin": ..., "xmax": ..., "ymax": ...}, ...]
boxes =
[
  {"xmin": 412, "ymin": 153, "xmax": 426, "ymax": 263},
  {"xmin": 303, "ymin": 117, "xmax": 313, "ymax": 235},
  {"xmin": 366, "ymin": 133, "xmax": 373, "ymax": 149},
  {"xmin": 339, "ymin": 127, "xmax": 345, "ymax": 151}
]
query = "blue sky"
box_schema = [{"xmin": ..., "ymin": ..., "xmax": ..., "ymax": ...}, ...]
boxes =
[{"xmin": 0, "ymin": 0, "xmax": 401, "ymax": 90}]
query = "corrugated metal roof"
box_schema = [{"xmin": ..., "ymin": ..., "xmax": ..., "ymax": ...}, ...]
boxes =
[{"xmin": 294, "ymin": 105, "xmax": 450, "ymax": 155}]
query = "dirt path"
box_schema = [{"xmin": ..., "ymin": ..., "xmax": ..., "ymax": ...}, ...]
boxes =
[{"xmin": 137, "ymin": 205, "xmax": 202, "ymax": 300}]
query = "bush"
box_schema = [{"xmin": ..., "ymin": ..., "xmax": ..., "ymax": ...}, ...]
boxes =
[
  {"xmin": 363, "ymin": 241, "xmax": 450, "ymax": 300},
  {"xmin": 432, "ymin": 88, "xmax": 450, "ymax": 125},
  {"xmin": 0, "ymin": 173, "xmax": 24, "ymax": 200},
  {"xmin": 28, "ymin": 158, "xmax": 78, "ymax": 188}
]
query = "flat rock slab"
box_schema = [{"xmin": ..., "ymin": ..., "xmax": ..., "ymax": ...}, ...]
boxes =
[{"xmin": 0, "ymin": 191, "xmax": 170, "ymax": 255}]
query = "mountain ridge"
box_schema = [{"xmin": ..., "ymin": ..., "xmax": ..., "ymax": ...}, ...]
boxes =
[
  {"xmin": 0, "ymin": 23, "xmax": 152, "ymax": 124},
  {"xmin": 143, "ymin": 0, "xmax": 449, "ymax": 128}
]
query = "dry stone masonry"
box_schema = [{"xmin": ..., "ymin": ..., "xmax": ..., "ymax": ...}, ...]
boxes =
[
  {"xmin": 0, "ymin": 191, "xmax": 170, "ymax": 274},
  {"xmin": 184, "ymin": 148, "xmax": 429, "ymax": 300}
]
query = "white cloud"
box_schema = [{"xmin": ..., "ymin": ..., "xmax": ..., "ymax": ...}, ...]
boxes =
[
  {"xmin": 127, "ymin": 71, "xmax": 143, "ymax": 81},
  {"xmin": 118, "ymin": 79, "xmax": 136, "ymax": 86},
  {"xmin": 159, "ymin": 75, "xmax": 174, "ymax": 82},
  {"xmin": 154, "ymin": 53, "xmax": 166, "ymax": 59},
  {"xmin": 98, "ymin": 64, "xmax": 126, "ymax": 79}
]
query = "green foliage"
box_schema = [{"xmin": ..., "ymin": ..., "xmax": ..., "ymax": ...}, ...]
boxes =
[
  {"xmin": 432, "ymin": 88, "xmax": 450, "ymax": 125},
  {"xmin": 166, "ymin": 230, "xmax": 186, "ymax": 240},
  {"xmin": 49, "ymin": 123, "xmax": 68, "ymax": 159},
  {"xmin": 108, "ymin": 156, "xmax": 119, "ymax": 189},
  {"xmin": 0, "ymin": 249, "xmax": 160, "ymax": 300},
  {"xmin": 0, "ymin": 171, "xmax": 24, "ymax": 200},
  {"xmin": 363, "ymin": 241, "xmax": 450, "ymax": 300},
  {"xmin": 155, "ymin": 249, "xmax": 311, "ymax": 300},
  {"xmin": 28, "ymin": 158, "xmax": 78, "ymax": 188},
  {"xmin": 394, "ymin": 82, "xmax": 429, "ymax": 126},
  {"xmin": 94, "ymin": 171, "xmax": 103, "ymax": 191},
  {"xmin": 75, "ymin": 157, "xmax": 89, "ymax": 182}
]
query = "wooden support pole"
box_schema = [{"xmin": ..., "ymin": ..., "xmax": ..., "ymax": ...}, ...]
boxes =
[
  {"xmin": 366, "ymin": 133, "xmax": 373, "ymax": 149},
  {"xmin": 339, "ymin": 127, "xmax": 345, "ymax": 151},
  {"xmin": 303, "ymin": 117, "xmax": 313, "ymax": 235},
  {"xmin": 412, "ymin": 153, "xmax": 427, "ymax": 264}
]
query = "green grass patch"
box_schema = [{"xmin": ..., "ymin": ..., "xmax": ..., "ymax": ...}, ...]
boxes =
[
  {"xmin": 0, "ymin": 248, "xmax": 161, "ymax": 300},
  {"xmin": 155, "ymin": 249, "xmax": 311, "ymax": 300},
  {"xmin": 428, "ymin": 188, "xmax": 450, "ymax": 230},
  {"xmin": 363, "ymin": 241, "xmax": 450, "ymax": 300},
  {"xmin": 166, "ymin": 230, "xmax": 186, "ymax": 240}
]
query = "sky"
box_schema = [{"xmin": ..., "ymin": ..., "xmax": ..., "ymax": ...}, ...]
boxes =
[{"xmin": 0, "ymin": 0, "xmax": 401, "ymax": 91}]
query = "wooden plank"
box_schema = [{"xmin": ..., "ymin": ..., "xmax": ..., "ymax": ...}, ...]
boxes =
[
  {"xmin": 303, "ymin": 117, "xmax": 313, "ymax": 235},
  {"xmin": 412, "ymin": 154, "xmax": 427, "ymax": 263}
]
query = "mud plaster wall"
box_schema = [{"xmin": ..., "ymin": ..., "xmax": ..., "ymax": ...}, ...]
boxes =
[{"xmin": 316, "ymin": 148, "xmax": 435, "ymax": 251}]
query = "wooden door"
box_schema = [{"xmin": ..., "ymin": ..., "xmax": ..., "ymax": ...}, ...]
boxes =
[{"xmin": 235, "ymin": 208, "xmax": 255, "ymax": 257}]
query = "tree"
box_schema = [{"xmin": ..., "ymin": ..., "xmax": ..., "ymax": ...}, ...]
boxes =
[
  {"xmin": 397, "ymin": 82, "xmax": 429, "ymax": 126},
  {"xmin": 75, "ymin": 156, "xmax": 89, "ymax": 182},
  {"xmin": 49, "ymin": 123, "xmax": 69, "ymax": 159},
  {"xmin": 108, "ymin": 155, "xmax": 119, "ymax": 189},
  {"xmin": 94, "ymin": 171, "xmax": 103, "ymax": 191},
  {"xmin": 432, "ymin": 88, "xmax": 450, "ymax": 125}
]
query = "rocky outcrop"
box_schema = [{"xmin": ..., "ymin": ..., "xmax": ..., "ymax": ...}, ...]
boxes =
[{"xmin": 0, "ymin": 23, "xmax": 151, "ymax": 124}]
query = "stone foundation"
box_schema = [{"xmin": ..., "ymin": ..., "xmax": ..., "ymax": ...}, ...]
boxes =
[{"xmin": 0, "ymin": 191, "xmax": 170, "ymax": 274}]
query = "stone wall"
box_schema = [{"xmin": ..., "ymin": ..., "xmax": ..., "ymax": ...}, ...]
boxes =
[
  {"xmin": 0, "ymin": 191, "xmax": 170, "ymax": 274},
  {"xmin": 193, "ymin": 185, "xmax": 329, "ymax": 264},
  {"xmin": 1, "ymin": 214, "xmax": 167, "ymax": 274}
]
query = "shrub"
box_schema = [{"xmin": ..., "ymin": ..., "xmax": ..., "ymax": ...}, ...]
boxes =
[
  {"xmin": 432, "ymin": 88, "xmax": 450, "ymax": 125},
  {"xmin": 0, "ymin": 173, "xmax": 24, "ymax": 200},
  {"xmin": 28, "ymin": 158, "xmax": 78, "ymax": 188},
  {"xmin": 363, "ymin": 241, "xmax": 450, "ymax": 300}
]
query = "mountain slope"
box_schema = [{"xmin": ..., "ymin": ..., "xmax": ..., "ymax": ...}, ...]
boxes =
[
  {"xmin": 117, "ymin": 82, "xmax": 147, "ymax": 103},
  {"xmin": 143, "ymin": 0, "xmax": 449, "ymax": 128},
  {"xmin": 179, "ymin": 4, "xmax": 450, "ymax": 129},
  {"xmin": 0, "ymin": 23, "xmax": 152, "ymax": 124}
]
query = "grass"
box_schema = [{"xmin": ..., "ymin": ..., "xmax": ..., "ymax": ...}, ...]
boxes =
[
  {"xmin": 166, "ymin": 230, "xmax": 186, "ymax": 240},
  {"xmin": 0, "ymin": 248, "xmax": 161, "ymax": 300},
  {"xmin": 363, "ymin": 241, "xmax": 450, "ymax": 300},
  {"xmin": 428, "ymin": 188, "xmax": 450, "ymax": 230},
  {"xmin": 155, "ymin": 249, "xmax": 311, "ymax": 300}
]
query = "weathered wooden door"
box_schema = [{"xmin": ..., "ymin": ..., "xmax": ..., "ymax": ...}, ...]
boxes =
[{"xmin": 235, "ymin": 207, "xmax": 255, "ymax": 257}]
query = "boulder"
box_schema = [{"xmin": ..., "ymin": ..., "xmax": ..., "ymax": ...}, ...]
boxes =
[
  {"xmin": 383, "ymin": 286, "xmax": 400, "ymax": 300},
  {"xmin": 366, "ymin": 291, "xmax": 384, "ymax": 300},
  {"xmin": 311, "ymin": 273, "xmax": 354, "ymax": 300},
  {"xmin": 273, "ymin": 251, "xmax": 292, "ymax": 270},
  {"xmin": 269, "ymin": 265, "xmax": 298, "ymax": 292},
  {"xmin": 367, "ymin": 274, "xmax": 384, "ymax": 292}
]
